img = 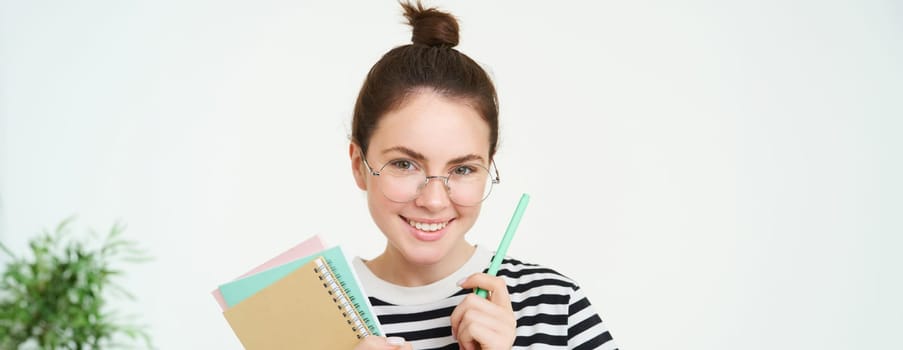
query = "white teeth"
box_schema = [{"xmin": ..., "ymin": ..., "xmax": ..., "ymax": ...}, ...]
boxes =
[{"xmin": 408, "ymin": 219, "xmax": 448, "ymax": 232}]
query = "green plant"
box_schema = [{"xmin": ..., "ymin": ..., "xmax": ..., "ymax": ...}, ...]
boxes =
[{"xmin": 0, "ymin": 218, "xmax": 153, "ymax": 350}]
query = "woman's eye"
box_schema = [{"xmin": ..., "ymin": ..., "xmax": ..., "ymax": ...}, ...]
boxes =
[
  {"xmin": 389, "ymin": 160, "xmax": 416, "ymax": 171},
  {"xmin": 453, "ymin": 165, "xmax": 475, "ymax": 176}
]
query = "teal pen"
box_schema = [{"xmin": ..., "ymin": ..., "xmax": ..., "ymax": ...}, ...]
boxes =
[{"xmin": 476, "ymin": 193, "xmax": 530, "ymax": 298}]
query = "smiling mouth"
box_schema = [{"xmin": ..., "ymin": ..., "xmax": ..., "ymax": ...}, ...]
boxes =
[{"xmin": 401, "ymin": 216, "xmax": 452, "ymax": 232}]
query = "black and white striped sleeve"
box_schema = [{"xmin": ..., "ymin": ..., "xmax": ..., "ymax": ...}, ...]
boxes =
[{"xmin": 567, "ymin": 286, "xmax": 617, "ymax": 350}]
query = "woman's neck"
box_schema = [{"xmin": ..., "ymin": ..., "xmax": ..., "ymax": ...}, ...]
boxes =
[{"xmin": 366, "ymin": 241, "xmax": 476, "ymax": 287}]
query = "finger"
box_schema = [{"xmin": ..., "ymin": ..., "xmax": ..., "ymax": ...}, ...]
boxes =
[
  {"xmin": 386, "ymin": 337, "xmax": 406, "ymax": 347},
  {"xmin": 388, "ymin": 336, "xmax": 414, "ymax": 350},
  {"xmin": 454, "ymin": 320, "xmax": 476, "ymax": 350},
  {"xmin": 450, "ymin": 293, "xmax": 490, "ymax": 340},
  {"xmin": 449, "ymin": 299, "xmax": 467, "ymax": 341},
  {"xmin": 359, "ymin": 336, "xmax": 387, "ymax": 348},
  {"xmin": 452, "ymin": 292, "xmax": 515, "ymax": 340},
  {"xmin": 454, "ymin": 308, "xmax": 504, "ymax": 350},
  {"xmin": 458, "ymin": 273, "xmax": 512, "ymax": 307},
  {"xmin": 355, "ymin": 336, "xmax": 407, "ymax": 350}
]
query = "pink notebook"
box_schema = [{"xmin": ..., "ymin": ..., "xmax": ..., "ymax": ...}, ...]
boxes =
[{"xmin": 210, "ymin": 235, "xmax": 327, "ymax": 310}]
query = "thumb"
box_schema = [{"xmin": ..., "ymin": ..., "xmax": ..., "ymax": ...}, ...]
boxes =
[
  {"xmin": 356, "ymin": 336, "xmax": 409, "ymax": 349},
  {"xmin": 387, "ymin": 336, "xmax": 414, "ymax": 349},
  {"xmin": 386, "ymin": 336, "xmax": 407, "ymax": 347}
]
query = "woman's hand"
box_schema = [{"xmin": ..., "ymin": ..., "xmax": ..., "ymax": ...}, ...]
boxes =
[
  {"xmin": 450, "ymin": 273, "xmax": 517, "ymax": 350},
  {"xmin": 353, "ymin": 336, "xmax": 413, "ymax": 350}
]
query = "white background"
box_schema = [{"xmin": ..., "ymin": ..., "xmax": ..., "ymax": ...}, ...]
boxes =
[{"xmin": 2, "ymin": 0, "xmax": 901, "ymax": 349}]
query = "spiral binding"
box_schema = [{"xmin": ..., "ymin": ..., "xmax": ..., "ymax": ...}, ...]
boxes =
[{"xmin": 314, "ymin": 257, "xmax": 371, "ymax": 339}]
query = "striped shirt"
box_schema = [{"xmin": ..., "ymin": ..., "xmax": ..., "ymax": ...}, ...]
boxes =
[{"xmin": 352, "ymin": 246, "xmax": 618, "ymax": 350}]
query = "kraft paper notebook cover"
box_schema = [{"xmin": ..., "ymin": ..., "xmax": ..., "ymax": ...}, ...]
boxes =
[{"xmin": 223, "ymin": 257, "xmax": 368, "ymax": 349}]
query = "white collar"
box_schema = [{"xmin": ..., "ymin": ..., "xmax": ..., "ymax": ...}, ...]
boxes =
[{"xmin": 352, "ymin": 245, "xmax": 493, "ymax": 305}]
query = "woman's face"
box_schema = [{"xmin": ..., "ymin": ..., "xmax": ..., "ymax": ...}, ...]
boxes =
[{"xmin": 351, "ymin": 90, "xmax": 491, "ymax": 267}]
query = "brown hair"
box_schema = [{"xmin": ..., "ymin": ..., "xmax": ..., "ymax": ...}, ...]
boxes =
[{"xmin": 351, "ymin": 1, "xmax": 499, "ymax": 158}]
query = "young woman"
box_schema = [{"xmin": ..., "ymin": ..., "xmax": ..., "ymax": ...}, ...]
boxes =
[{"xmin": 349, "ymin": 3, "xmax": 617, "ymax": 350}]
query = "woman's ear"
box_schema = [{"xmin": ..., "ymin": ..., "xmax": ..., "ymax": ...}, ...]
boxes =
[{"xmin": 349, "ymin": 143, "xmax": 367, "ymax": 191}]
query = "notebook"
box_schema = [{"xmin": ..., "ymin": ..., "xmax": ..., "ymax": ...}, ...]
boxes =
[
  {"xmin": 223, "ymin": 257, "xmax": 369, "ymax": 348},
  {"xmin": 218, "ymin": 246, "xmax": 382, "ymax": 349}
]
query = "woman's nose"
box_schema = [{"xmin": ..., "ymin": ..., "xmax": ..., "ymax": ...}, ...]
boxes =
[{"xmin": 414, "ymin": 176, "xmax": 451, "ymax": 211}]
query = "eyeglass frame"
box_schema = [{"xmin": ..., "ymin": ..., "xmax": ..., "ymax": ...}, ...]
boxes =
[{"xmin": 359, "ymin": 150, "xmax": 501, "ymax": 206}]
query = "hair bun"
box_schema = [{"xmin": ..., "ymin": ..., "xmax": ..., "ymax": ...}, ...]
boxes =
[{"xmin": 402, "ymin": 1, "xmax": 459, "ymax": 48}]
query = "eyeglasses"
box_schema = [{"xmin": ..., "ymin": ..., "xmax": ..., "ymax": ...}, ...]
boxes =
[{"xmin": 361, "ymin": 152, "xmax": 500, "ymax": 207}]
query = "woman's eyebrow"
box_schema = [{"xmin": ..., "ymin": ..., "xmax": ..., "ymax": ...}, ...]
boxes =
[
  {"xmin": 382, "ymin": 146, "xmax": 426, "ymax": 162},
  {"xmin": 447, "ymin": 154, "xmax": 485, "ymax": 166},
  {"xmin": 382, "ymin": 146, "xmax": 485, "ymax": 166}
]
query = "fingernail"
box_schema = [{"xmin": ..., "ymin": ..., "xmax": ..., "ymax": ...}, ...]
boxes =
[
  {"xmin": 456, "ymin": 277, "xmax": 467, "ymax": 286},
  {"xmin": 387, "ymin": 336, "xmax": 405, "ymax": 345}
]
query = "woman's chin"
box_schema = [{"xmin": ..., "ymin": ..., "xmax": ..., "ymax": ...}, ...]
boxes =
[{"xmin": 400, "ymin": 247, "xmax": 447, "ymax": 266}]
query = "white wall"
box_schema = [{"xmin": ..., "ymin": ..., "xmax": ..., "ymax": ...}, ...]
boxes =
[{"xmin": 2, "ymin": 0, "xmax": 901, "ymax": 349}]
